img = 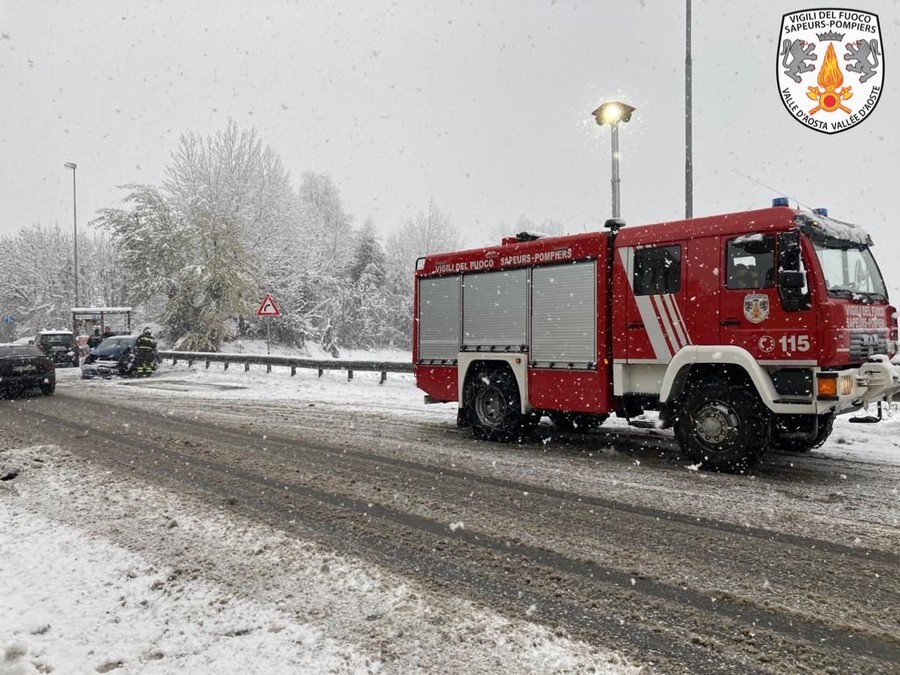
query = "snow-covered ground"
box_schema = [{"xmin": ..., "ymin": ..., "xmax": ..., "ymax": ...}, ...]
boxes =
[
  {"xmin": 2, "ymin": 342, "xmax": 898, "ymax": 674},
  {"xmin": 1, "ymin": 345, "xmax": 642, "ymax": 675}
]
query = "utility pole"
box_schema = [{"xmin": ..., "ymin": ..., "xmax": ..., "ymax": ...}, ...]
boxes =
[
  {"xmin": 685, "ymin": 0, "xmax": 694, "ymax": 218},
  {"xmin": 64, "ymin": 162, "xmax": 79, "ymax": 306}
]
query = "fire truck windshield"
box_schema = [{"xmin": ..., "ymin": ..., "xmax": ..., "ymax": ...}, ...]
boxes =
[{"xmin": 811, "ymin": 240, "xmax": 888, "ymax": 302}]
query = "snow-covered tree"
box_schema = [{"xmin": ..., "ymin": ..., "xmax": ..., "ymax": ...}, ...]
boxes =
[
  {"xmin": 0, "ymin": 226, "xmax": 73, "ymax": 334},
  {"xmin": 347, "ymin": 217, "xmax": 386, "ymax": 285},
  {"xmin": 336, "ymin": 218, "xmax": 394, "ymax": 349},
  {"xmin": 383, "ymin": 200, "xmax": 462, "ymax": 349},
  {"xmin": 297, "ymin": 171, "xmax": 354, "ymax": 277},
  {"xmin": 385, "ymin": 200, "xmax": 461, "ymax": 284},
  {"xmin": 93, "ymin": 185, "xmax": 188, "ymax": 304},
  {"xmin": 258, "ymin": 171, "xmax": 356, "ymax": 355},
  {"xmin": 0, "ymin": 225, "xmax": 128, "ymax": 338},
  {"xmin": 80, "ymin": 122, "xmax": 477, "ymax": 354},
  {"xmin": 78, "ymin": 233, "xmax": 129, "ymax": 308},
  {"xmin": 94, "ymin": 120, "xmax": 295, "ymax": 351}
]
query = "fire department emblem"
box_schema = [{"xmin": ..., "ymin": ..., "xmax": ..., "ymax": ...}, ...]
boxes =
[
  {"xmin": 743, "ymin": 294, "xmax": 770, "ymax": 324},
  {"xmin": 777, "ymin": 9, "xmax": 883, "ymax": 133}
]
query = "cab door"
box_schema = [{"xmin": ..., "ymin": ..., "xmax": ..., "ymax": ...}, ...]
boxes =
[
  {"xmin": 680, "ymin": 236, "xmax": 721, "ymax": 346},
  {"xmin": 719, "ymin": 233, "xmax": 815, "ymax": 363}
]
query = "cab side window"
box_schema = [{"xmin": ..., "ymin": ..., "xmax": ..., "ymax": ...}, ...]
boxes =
[
  {"xmin": 634, "ymin": 245, "xmax": 681, "ymax": 296},
  {"xmin": 726, "ymin": 235, "xmax": 775, "ymax": 290}
]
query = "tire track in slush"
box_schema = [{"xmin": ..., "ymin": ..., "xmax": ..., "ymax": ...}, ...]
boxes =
[{"xmin": 78, "ymin": 398, "xmax": 900, "ymax": 567}]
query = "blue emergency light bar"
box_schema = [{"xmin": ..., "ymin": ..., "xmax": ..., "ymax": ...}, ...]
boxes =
[
  {"xmin": 772, "ymin": 197, "xmax": 789, "ymax": 207},
  {"xmin": 813, "ymin": 207, "xmax": 828, "ymax": 216}
]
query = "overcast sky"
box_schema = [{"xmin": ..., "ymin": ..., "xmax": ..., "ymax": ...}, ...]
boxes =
[{"xmin": 1, "ymin": 0, "xmax": 898, "ymax": 286}]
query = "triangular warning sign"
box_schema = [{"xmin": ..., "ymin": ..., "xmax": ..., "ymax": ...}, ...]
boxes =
[{"xmin": 257, "ymin": 293, "xmax": 281, "ymax": 317}]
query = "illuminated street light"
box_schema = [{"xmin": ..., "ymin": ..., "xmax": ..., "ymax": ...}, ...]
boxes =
[
  {"xmin": 592, "ymin": 101, "xmax": 636, "ymax": 219},
  {"xmin": 64, "ymin": 162, "xmax": 78, "ymax": 307}
]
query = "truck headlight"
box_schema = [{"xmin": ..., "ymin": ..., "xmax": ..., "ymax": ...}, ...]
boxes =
[
  {"xmin": 817, "ymin": 374, "xmax": 854, "ymax": 398},
  {"xmin": 839, "ymin": 375, "xmax": 853, "ymax": 396}
]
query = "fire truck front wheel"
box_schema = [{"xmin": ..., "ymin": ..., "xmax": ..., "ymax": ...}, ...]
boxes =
[
  {"xmin": 675, "ymin": 381, "xmax": 770, "ymax": 473},
  {"xmin": 467, "ymin": 367, "xmax": 535, "ymax": 443}
]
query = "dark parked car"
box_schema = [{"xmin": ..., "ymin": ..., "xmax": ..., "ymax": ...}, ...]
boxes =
[
  {"xmin": 0, "ymin": 344, "xmax": 56, "ymax": 396},
  {"xmin": 32, "ymin": 330, "xmax": 80, "ymax": 367},
  {"xmin": 81, "ymin": 335, "xmax": 158, "ymax": 379}
]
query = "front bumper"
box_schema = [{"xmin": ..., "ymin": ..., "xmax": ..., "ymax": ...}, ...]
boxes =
[
  {"xmin": 81, "ymin": 361, "xmax": 122, "ymax": 378},
  {"xmin": 817, "ymin": 355, "xmax": 900, "ymax": 414},
  {"xmin": 0, "ymin": 373, "xmax": 54, "ymax": 391}
]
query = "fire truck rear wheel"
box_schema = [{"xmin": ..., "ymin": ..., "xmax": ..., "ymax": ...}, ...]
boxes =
[
  {"xmin": 675, "ymin": 380, "xmax": 769, "ymax": 473},
  {"xmin": 468, "ymin": 367, "xmax": 535, "ymax": 443}
]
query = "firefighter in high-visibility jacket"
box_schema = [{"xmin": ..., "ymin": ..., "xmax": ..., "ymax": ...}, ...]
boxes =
[{"xmin": 135, "ymin": 328, "xmax": 157, "ymax": 377}]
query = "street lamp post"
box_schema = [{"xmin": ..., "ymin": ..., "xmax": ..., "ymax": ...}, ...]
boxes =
[
  {"xmin": 685, "ymin": 0, "xmax": 693, "ymax": 218},
  {"xmin": 591, "ymin": 101, "xmax": 636, "ymax": 220},
  {"xmin": 64, "ymin": 162, "xmax": 78, "ymax": 307}
]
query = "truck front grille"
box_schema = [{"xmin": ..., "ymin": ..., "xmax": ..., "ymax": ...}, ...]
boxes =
[{"xmin": 849, "ymin": 332, "xmax": 886, "ymax": 360}]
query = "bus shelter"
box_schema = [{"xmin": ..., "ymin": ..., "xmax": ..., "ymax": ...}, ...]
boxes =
[{"xmin": 71, "ymin": 307, "xmax": 133, "ymax": 337}]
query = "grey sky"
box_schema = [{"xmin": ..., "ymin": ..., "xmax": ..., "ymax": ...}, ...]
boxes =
[{"xmin": 1, "ymin": 0, "xmax": 898, "ymax": 287}]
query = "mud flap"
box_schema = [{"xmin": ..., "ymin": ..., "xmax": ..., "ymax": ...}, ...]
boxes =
[{"xmin": 849, "ymin": 401, "xmax": 882, "ymax": 424}]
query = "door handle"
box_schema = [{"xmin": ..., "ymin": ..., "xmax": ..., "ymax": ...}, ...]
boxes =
[
  {"xmin": 627, "ymin": 321, "xmax": 644, "ymax": 330},
  {"xmin": 720, "ymin": 318, "xmax": 741, "ymax": 327}
]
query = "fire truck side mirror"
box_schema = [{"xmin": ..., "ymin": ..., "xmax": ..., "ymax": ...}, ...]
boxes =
[
  {"xmin": 779, "ymin": 270, "xmax": 806, "ymax": 289},
  {"xmin": 777, "ymin": 231, "xmax": 811, "ymax": 311}
]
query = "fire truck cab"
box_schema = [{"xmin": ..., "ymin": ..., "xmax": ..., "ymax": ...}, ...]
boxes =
[{"xmin": 414, "ymin": 204, "xmax": 899, "ymax": 472}]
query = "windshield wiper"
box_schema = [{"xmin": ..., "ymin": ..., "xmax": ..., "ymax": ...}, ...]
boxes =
[{"xmin": 828, "ymin": 288, "xmax": 887, "ymax": 303}]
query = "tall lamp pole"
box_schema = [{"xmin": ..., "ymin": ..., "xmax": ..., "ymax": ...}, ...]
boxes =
[
  {"xmin": 591, "ymin": 101, "xmax": 636, "ymax": 219},
  {"xmin": 64, "ymin": 162, "xmax": 78, "ymax": 307},
  {"xmin": 685, "ymin": 0, "xmax": 693, "ymax": 218}
]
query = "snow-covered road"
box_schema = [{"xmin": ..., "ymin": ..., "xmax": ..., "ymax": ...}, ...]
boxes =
[{"xmin": 2, "ymin": 354, "xmax": 898, "ymax": 674}]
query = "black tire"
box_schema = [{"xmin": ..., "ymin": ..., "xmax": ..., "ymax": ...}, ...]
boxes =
[
  {"xmin": 41, "ymin": 383, "xmax": 55, "ymax": 396},
  {"xmin": 467, "ymin": 367, "xmax": 535, "ymax": 443},
  {"xmin": 549, "ymin": 411, "xmax": 609, "ymax": 432},
  {"xmin": 771, "ymin": 413, "xmax": 835, "ymax": 452},
  {"xmin": 118, "ymin": 354, "xmax": 136, "ymax": 377},
  {"xmin": 675, "ymin": 380, "xmax": 770, "ymax": 473}
]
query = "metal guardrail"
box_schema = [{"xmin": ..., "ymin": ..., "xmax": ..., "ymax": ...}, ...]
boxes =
[{"xmin": 158, "ymin": 350, "xmax": 414, "ymax": 383}]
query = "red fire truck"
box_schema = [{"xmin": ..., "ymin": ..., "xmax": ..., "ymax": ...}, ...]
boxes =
[{"xmin": 413, "ymin": 202, "xmax": 899, "ymax": 472}]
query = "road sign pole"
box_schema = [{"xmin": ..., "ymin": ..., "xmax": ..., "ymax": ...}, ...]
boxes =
[{"xmin": 256, "ymin": 293, "xmax": 280, "ymax": 356}]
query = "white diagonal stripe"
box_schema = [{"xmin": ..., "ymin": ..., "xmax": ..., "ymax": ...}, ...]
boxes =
[
  {"xmin": 653, "ymin": 294, "xmax": 680, "ymax": 353},
  {"xmin": 635, "ymin": 295, "xmax": 672, "ymax": 361},
  {"xmin": 661, "ymin": 294, "xmax": 689, "ymax": 348}
]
